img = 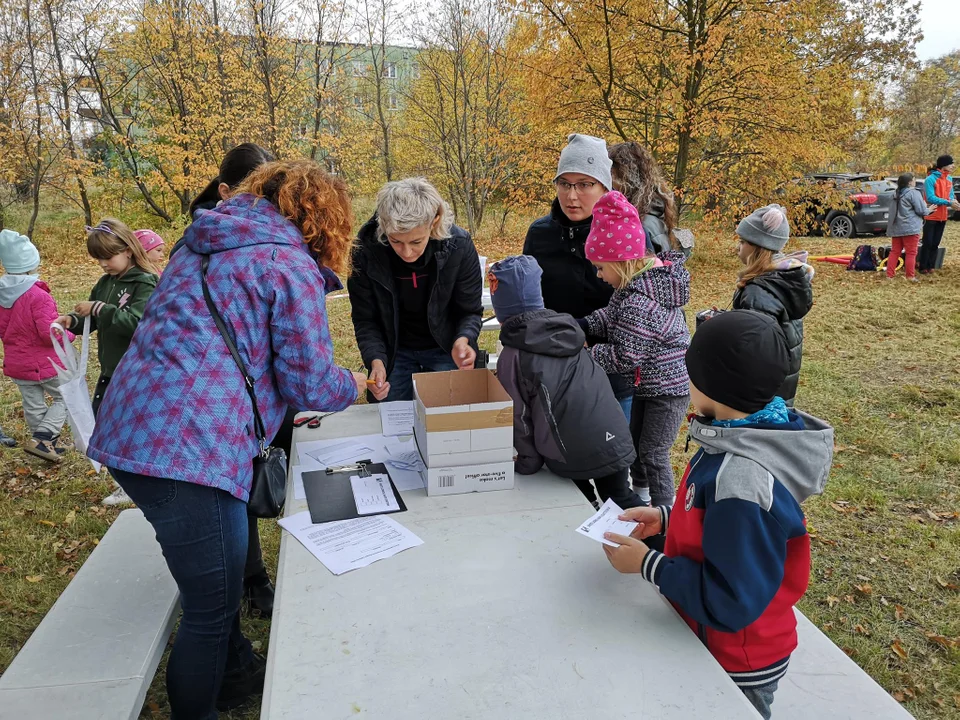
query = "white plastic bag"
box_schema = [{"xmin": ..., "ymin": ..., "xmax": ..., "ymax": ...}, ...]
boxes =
[{"xmin": 50, "ymin": 318, "xmax": 100, "ymax": 471}]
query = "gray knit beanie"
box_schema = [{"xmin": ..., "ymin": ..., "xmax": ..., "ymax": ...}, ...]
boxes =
[
  {"xmin": 736, "ymin": 204, "xmax": 790, "ymax": 252},
  {"xmin": 554, "ymin": 134, "xmax": 613, "ymax": 191}
]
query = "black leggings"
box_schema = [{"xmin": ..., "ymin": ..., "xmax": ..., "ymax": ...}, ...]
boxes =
[
  {"xmin": 573, "ymin": 468, "xmax": 644, "ymax": 509},
  {"xmin": 244, "ymin": 407, "xmax": 297, "ymax": 582}
]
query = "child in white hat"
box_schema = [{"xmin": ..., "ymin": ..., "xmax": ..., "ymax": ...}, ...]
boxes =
[{"xmin": 0, "ymin": 229, "xmax": 74, "ymax": 461}]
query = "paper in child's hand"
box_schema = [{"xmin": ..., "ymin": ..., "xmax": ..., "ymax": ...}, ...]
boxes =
[{"xmin": 575, "ymin": 498, "xmax": 639, "ymax": 547}]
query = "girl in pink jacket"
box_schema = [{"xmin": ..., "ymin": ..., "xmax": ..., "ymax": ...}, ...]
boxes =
[{"xmin": 0, "ymin": 229, "xmax": 74, "ymax": 462}]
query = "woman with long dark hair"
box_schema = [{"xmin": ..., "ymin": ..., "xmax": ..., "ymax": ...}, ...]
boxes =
[
  {"xmin": 171, "ymin": 143, "xmax": 281, "ymax": 618},
  {"xmin": 608, "ymin": 142, "xmax": 679, "ymax": 255}
]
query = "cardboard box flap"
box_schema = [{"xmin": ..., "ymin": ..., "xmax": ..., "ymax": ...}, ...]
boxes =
[{"xmin": 413, "ymin": 369, "xmax": 513, "ymax": 434}]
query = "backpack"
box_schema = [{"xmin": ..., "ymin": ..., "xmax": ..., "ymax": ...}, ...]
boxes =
[{"xmin": 847, "ymin": 245, "xmax": 877, "ymax": 272}]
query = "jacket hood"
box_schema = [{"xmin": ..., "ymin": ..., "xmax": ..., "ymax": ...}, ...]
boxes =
[
  {"xmin": 185, "ymin": 193, "xmax": 304, "ymax": 256},
  {"xmin": 622, "ymin": 251, "xmax": 690, "ymax": 309},
  {"xmin": 499, "ymin": 309, "xmax": 585, "ymax": 357},
  {"xmin": 773, "ymin": 251, "xmax": 815, "ymax": 281},
  {"xmin": 0, "ymin": 274, "xmax": 39, "ymax": 308},
  {"xmin": 689, "ymin": 411, "xmax": 834, "ymax": 503},
  {"xmin": 114, "ymin": 266, "xmax": 159, "ymax": 287}
]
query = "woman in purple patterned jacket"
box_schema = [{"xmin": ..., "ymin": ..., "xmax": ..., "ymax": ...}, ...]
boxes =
[{"xmin": 88, "ymin": 160, "xmax": 366, "ymax": 718}]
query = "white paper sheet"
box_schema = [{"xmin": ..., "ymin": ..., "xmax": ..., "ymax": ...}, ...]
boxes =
[
  {"xmin": 575, "ymin": 498, "xmax": 639, "ymax": 547},
  {"xmin": 297, "ymin": 436, "xmax": 380, "ymax": 467},
  {"xmin": 379, "ymin": 401, "xmax": 415, "ymax": 437},
  {"xmin": 278, "ymin": 511, "xmax": 423, "ymax": 575},
  {"xmin": 384, "ymin": 464, "xmax": 425, "ymax": 491},
  {"xmin": 350, "ymin": 473, "xmax": 400, "ymax": 515}
]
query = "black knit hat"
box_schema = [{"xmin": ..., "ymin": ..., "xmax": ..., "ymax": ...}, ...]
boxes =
[
  {"xmin": 936, "ymin": 154, "xmax": 954, "ymax": 169},
  {"xmin": 685, "ymin": 310, "xmax": 790, "ymax": 414}
]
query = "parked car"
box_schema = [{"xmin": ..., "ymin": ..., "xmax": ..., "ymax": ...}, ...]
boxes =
[{"xmin": 792, "ymin": 173, "xmax": 895, "ymax": 238}]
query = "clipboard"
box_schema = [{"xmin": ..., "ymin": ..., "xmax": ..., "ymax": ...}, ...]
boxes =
[{"xmin": 302, "ymin": 460, "xmax": 407, "ymax": 525}]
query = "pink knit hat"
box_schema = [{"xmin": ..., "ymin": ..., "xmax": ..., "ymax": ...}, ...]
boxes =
[
  {"xmin": 584, "ymin": 191, "xmax": 647, "ymax": 262},
  {"xmin": 134, "ymin": 229, "xmax": 165, "ymax": 253}
]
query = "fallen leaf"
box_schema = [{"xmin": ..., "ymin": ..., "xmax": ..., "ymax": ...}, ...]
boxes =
[
  {"xmin": 925, "ymin": 633, "xmax": 959, "ymax": 649},
  {"xmin": 936, "ymin": 577, "xmax": 960, "ymax": 591},
  {"xmin": 891, "ymin": 639, "xmax": 909, "ymax": 661},
  {"xmin": 854, "ymin": 623, "xmax": 871, "ymax": 635},
  {"xmin": 892, "ymin": 691, "xmax": 905, "ymax": 703},
  {"xmin": 927, "ymin": 509, "xmax": 941, "ymax": 522},
  {"xmin": 842, "ymin": 646, "xmax": 856, "ymax": 657},
  {"xmin": 855, "ymin": 583, "xmax": 873, "ymax": 596},
  {"xmin": 64, "ymin": 510, "xmax": 76, "ymax": 526},
  {"xmin": 895, "ymin": 605, "xmax": 906, "ymax": 621},
  {"xmin": 14, "ymin": 467, "xmax": 29, "ymax": 476},
  {"xmin": 844, "ymin": 595, "xmax": 856, "ymax": 604},
  {"xmin": 826, "ymin": 595, "xmax": 840, "ymax": 608},
  {"xmin": 25, "ymin": 575, "xmax": 43, "ymax": 583}
]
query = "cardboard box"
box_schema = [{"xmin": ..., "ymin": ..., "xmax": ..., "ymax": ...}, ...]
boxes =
[
  {"xmin": 412, "ymin": 369, "xmax": 514, "ymax": 467},
  {"xmin": 421, "ymin": 461, "xmax": 515, "ymax": 497}
]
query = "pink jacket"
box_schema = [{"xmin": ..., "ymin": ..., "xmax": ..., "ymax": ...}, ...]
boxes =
[{"xmin": 0, "ymin": 279, "xmax": 74, "ymax": 382}]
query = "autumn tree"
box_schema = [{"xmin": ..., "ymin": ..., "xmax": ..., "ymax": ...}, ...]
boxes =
[
  {"xmin": 516, "ymin": 0, "xmax": 920, "ymax": 216},
  {"xmin": 400, "ymin": 0, "xmax": 549, "ymax": 234}
]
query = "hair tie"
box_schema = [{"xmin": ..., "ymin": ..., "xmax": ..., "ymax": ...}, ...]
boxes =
[{"xmin": 85, "ymin": 223, "xmax": 119, "ymax": 238}]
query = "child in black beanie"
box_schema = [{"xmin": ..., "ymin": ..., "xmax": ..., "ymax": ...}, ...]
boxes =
[{"xmin": 600, "ymin": 310, "xmax": 834, "ymax": 719}]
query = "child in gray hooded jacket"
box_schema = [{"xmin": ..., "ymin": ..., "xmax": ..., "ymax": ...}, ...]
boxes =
[
  {"xmin": 490, "ymin": 255, "xmax": 643, "ymax": 510},
  {"xmin": 886, "ymin": 172, "xmax": 933, "ymax": 281}
]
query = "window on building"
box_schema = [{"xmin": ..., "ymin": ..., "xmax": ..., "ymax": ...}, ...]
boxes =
[
  {"xmin": 410, "ymin": 62, "xmax": 421, "ymax": 79},
  {"xmin": 388, "ymin": 93, "xmax": 399, "ymax": 110},
  {"xmin": 383, "ymin": 62, "xmax": 397, "ymax": 79},
  {"xmin": 352, "ymin": 94, "xmax": 364, "ymax": 109},
  {"xmin": 352, "ymin": 61, "xmax": 367, "ymax": 77}
]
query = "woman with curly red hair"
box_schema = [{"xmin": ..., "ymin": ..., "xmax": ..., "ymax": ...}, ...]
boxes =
[{"xmin": 87, "ymin": 160, "xmax": 367, "ymax": 717}]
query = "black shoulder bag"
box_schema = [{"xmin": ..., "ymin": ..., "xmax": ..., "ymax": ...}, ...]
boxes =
[{"xmin": 201, "ymin": 255, "xmax": 287, "ymax": 518}]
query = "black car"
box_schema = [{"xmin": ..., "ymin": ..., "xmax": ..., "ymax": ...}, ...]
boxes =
[{"xmin": 793, "ymin": 173, "xmax": 895, "ymax": 238}]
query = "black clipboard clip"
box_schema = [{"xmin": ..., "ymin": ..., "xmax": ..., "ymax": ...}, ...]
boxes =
[{"xmin": 326, "ymin": 460, "xmax": 373, "ymax": 478}]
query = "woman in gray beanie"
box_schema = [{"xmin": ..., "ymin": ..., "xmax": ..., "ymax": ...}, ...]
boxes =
[{"xmin": 731, "ymin": 204, "xmax": 813, "ymax": 406}]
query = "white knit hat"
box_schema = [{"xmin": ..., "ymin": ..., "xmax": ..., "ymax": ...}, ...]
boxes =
[{"xmin": 553, "ymin": 134, "xmax": 613, "ymax": 191}]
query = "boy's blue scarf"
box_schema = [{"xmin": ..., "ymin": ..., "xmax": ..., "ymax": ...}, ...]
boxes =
[{"xmin": 712, "ymin": 397, "xmax": 790, "ymax": 428}]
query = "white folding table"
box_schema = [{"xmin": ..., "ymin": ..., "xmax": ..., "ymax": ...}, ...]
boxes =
[{"xmin": 261, "ymin": 404, "xmax": 759, "ymax": 718}]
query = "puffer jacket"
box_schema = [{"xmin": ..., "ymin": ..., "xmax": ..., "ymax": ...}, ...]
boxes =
[
  {"xmin": 348, "ymin": 215, "xmax": 483, "ymax": 375},
  {"xmin": 88, "ymin": 193, "xmax": 358, "ymax": 502},
  {"xmin": 0, "ymin": 276, "xmax": 74, "ymax": 381},
  {"xmin": 496, "ymin": 309, "xmax": 635, "ymax": 480},
  {"xmin": 585, "ymin": 252, "xmax": 691, "ymax": 398},
  {"xmin": 732, "ymin": 263, "xmax": 813, "ymax": 404}
]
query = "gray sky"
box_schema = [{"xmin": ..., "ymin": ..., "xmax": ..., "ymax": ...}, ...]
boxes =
[{"xmin": 917, "ymin": 0, "xmax": 959, "ymax": 60}]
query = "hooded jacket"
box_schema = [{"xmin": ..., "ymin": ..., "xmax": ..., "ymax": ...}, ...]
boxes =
[
  {"xmin": 348, "ymin": 215, "xmax": 483, "ymax": 375},
  {"xmin": 0, "ymin": 276, "xmax": 73, "ymax": 381},
  {"xmin": 924, "ymin": 169, "xmax": 955, "ymax": 223},
  {"xmin": 584, "ymin": 252, "xmax": 691, "ymax": 397},
  {"xmin": 887, "ymin": 186, "xmax": 927, "ymax": 237},
  {"xmin": 66, "ymin": 267, "xmax": 158, "ymax": 377},
  {"xmin": 496, "ymin": 309, "xmax": 636, "ymax": 480},
  {"xmin": 87, "ymin": 194, "xmax": 357, "ymax": 502},
  {"xmin": 640, "ymin": 410, "xmax": 834, "ymax": 688},
  {"xmin": 732, "ymin": 263, "xmax": 813, "ymax": 404}
]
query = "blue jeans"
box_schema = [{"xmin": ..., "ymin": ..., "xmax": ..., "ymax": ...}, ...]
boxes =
[
  {"xmin": 385, "ymin": 347, "xmax": 457, "ymax": 401},
  {"xmin": 618, "ymin": 395, "xmax": 633, "ymax": 419},
  {"xmin": 110, "ymin": 469, "xmax": 255, "ymax": 720}
]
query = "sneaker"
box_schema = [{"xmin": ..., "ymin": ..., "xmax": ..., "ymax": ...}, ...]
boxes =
[
  {"xmin": 24, "ymin": 438, "xmax": 61, "ymax": 463},
  {"xmin": 53, "ymin": 438, "xmax": 74, "ymax": 456},
  {"xmin": 0, "ymin": 428, "xmax": 16, "ymax": 448},
  {"xmin": 101, "ymin": 487, "xmax": 134, "ymax": 506},
  {"xmin": 908, "ymin": 276, "xmax": 919, "ymax": 283},
  {"xmin": 216, "ymin": 652, "xmax": 267, "ymax": 711}
]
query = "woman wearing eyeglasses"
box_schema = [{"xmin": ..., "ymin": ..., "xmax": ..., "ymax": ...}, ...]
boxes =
[{"xmin": 523, "ymin": 134, "xmax": 614, "ymax": 322}]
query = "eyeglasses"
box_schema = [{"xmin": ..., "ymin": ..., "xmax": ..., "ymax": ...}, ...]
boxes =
[{"xmin": 555, "ymin": 180, "xmax": 599, "ymax": 193}]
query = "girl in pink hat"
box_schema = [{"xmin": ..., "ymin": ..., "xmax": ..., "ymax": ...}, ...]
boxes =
[
  {"xmin": 580, "ymin": 191, "xmax": 691, "ymax": 511},
  {"xmin": 134, "ymin": 229, "xmax": 166, "ymax": 267}
]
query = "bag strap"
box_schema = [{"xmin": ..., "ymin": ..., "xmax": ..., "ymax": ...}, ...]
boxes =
[{"xmin": 200, "ymin": 255, "xmax": 268, "ymax": 450}]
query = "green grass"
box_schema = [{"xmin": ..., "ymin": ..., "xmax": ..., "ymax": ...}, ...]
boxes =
[{"xmin": 1, "ymin": 195, "xmax": 959, "ymax": 718}]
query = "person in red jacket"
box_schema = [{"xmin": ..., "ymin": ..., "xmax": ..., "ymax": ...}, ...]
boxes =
[
  {"xmin": 601, "ymin": 310, "xmax": 834, "ymax": 720},
  {"xmin": 0, "ymin": 229, "xmax": 75, "ymax": 461}
]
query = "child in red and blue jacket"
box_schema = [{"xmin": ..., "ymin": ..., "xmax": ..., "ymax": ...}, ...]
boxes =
[{"xmin": 601, "ymin": 309, "xmax": 834, "ymax": 720}]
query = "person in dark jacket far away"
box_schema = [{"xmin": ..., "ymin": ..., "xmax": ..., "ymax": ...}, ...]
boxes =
[
  {"xmin": 349, "ymin": 177, "xmax": 483, "ymax": 402},
  {"xmin": 167, "ymin": 142, "xmax": 280, "ymax": 620},
  {"xmin": 522, "ymin": 134, "xmax": 639, "ymax": 419},
  {"xmin": 731, "ymin": 204, "xmax": 813, "ymax": 406},
  {"xmin": 490, "ymin": 255, "xmax": 643, "ymax": 510},
  {"xmin": 602, "ymin": 309, "xmax": 834, "ymax": 720}
]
